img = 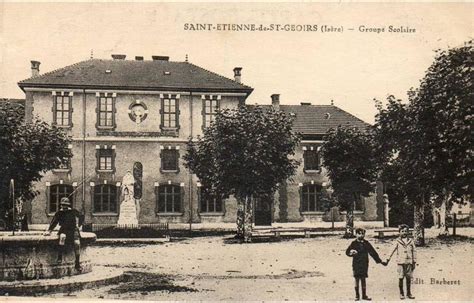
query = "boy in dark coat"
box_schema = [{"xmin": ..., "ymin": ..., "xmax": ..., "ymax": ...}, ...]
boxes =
[
  {"xmin": 346, "ymin": 228, "xmax": 387, "ymax": 300},
  {"xmin": 44, "ymin": 197, "xmax": 84, "ymax": 271}
]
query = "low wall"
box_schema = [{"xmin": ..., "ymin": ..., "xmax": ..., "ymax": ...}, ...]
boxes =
[{"xmin": 0, "ymin": 232, "xmax": 96, "ymax": 281}]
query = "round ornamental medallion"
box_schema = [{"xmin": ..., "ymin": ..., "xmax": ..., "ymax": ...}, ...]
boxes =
[{"xmin": 128, "ymin": 101, "xmax": 148, "ymax": 123}]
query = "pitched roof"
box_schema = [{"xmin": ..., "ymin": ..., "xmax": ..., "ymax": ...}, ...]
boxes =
[
  {"xmin": 248, "ymin": 104, "xmax": 370, "ymax": 136},
  {"xmin": 18, "ymin": 59, "xmax": 253, "ymax": 94}
]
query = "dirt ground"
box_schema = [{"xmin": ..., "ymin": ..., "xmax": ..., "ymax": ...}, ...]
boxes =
[{"xmin": 49, "ymin": 228, "xmax": 473, "ymax": 301}]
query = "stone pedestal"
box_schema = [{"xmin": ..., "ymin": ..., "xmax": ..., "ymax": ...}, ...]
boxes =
[{"xmin": 117, "ymin": 198, "xmax": 138, "ymax": 225}]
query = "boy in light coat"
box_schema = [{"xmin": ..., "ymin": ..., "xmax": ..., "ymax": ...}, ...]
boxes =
[{"xmin": 386, "ymin": 224, "xmax": 417, "ymax": 299}]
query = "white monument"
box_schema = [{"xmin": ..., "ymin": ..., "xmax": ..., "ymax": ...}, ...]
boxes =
[{"xmin": 117, "ymin": 171, "xmax": 139, "ymax": 225}]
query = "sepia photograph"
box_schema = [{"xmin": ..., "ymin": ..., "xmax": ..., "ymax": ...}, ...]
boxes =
[{"xmin": 0, "ymin": 2, "xmax": 472, "ymax": 302}]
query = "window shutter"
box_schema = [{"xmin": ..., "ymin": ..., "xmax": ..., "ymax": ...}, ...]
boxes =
[
  {"xmin": 175, "ymin": 149, "xmax": 180, "ymax": 172},
  {"xmin": 95, "ymin": 94, "xmax": 100, "ymax": 128},
  {"xmin": 159, "ymin": 98, "xmax": 164, "ymax": 129},
  {"xmin": 176, "ymin": 98, "xmax": 180, "ymax": 129},
  {"xmin": 68, "ymin": 95, "xmax": 74, "ymax": 127},
  {"xmin": 112, "ymin": 95, "xmax": 117, "ymax": 129},
  {"xmin": 52, "ymin": 95, "xmax": 57, "ymax": 125}
]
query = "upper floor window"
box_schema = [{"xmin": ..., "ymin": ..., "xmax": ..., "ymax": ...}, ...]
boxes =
[
  {"xmin": 96, "ymin": 93, "xmax": 116, "ymax": 129},
  {"xmin": 202, "ymin": 96, "xmax": 220, "ymax": 129},
  {"xmin": 156, "ymin": 184, "xmax": 182, "ymax": 213},
  {"xmin": 301, "ymin": 184, "xmax": 322, "ymax": 212},
  {"xmin": 303, "ymin": 147, "xmax": 320, "ymax": 171},
  {"xmin": 200, "ymin": 187, "xmax": 223, "ymax": 213},
  {"xmin": 96, "ymin": 147, "xmax": 115, "ymax": 172},
  {"xmin": 52, "ymin": 92, "xmax": 73, "ymax": 127},
  {"xmin": 161, "ymin": 148, "xmax": 179, "ymax": 172},
  {"xmin": 56, "ymin": 156, "xmax": 71, "ymax": 170},
  {"xmin": 160, "ymin": 95, "xmax": 180, "ymax": 129},
  {"xmin": 93, "ymin": 184, "xmax": 118, "ymax": 213},
  {"xmin": 49, "ymin": 184, "xmax": 74, "ymax": 213}
]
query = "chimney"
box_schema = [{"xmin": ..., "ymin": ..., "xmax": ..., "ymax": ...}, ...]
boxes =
[
  {"xmin": 152, "ymin": 56, "xmax": 169, "ymax": 61},
  {"xmin": 271, "ymin": 94, "xmax": 280, "ymax": 110},
  {"xmin": 135, "ymin": 56, "xmax": 144, "ymax": 61},
  {"xmin": 31, "ymin": 60, "xmax": 40, "ymax": 77},
  {"xmin": 233, "ymin": 67, "xmax": 242, "ymax": 83},
  {"xmin": 111, "ymin": 54, "xmax": 126, "ymax": 60}
]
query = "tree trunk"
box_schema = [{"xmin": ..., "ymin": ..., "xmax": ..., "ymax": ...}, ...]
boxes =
[
  {"xmin": 413, "ymin": 195, "xmax": 425, "ymax": 246},
  {"xmin": 243, "ymin": 195, "xmax": 253, "ymax": 243},
  {"xmin": 236, "ymin": 197, "xmax": 245, "ymax": 239},
  {"xmin": 344, "ymin": 209, "xmax": 354, "ymax": 238},
  {"xmin": 437, "ymin": 194, "xmax": 449, "ymax": 236}
]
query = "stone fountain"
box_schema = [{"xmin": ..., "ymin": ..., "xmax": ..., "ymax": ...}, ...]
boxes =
[
  {"xmin": 0, "ymin": 231, "xmax": 96, "ymax": 281},
  {"xmin": 1, "ymin": 179, "xmax": 96, "ymax": 281}
]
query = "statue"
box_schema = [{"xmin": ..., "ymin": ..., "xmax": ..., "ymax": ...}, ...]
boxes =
[{"xmin": 117, "ymin": 171, "xmax": 139, "ymax": 225}]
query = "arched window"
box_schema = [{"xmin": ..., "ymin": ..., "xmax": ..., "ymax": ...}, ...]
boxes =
[
  {"xmin": 94, "ymin": 184, "xmax": 118, "ymax": 213},
  {"xmin": 301, "ymin": 184, "xmax": 322, "ymax": 212},
  {"xmin": 49, "ymin": 184, "xmax": 74, "ymax": 213},
  {"xmin": 157, "ymin": 184, "xmax": 182, "ymax": 213}
]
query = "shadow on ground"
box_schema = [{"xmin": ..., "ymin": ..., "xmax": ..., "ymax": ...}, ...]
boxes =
[{"xmin": 108, "ymin": 271, "xmax": 197, "ymax": 294}]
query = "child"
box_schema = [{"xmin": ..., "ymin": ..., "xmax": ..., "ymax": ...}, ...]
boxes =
[
  {"xmin": 386, "ymin": 224, "xmax": 416, "ymax": 300},
  {"xmin": 346, "ymin": 228, "xmax": 387, "ymax": 301}
]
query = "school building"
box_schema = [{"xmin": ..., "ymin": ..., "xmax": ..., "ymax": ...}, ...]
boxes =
[{"xmin": 17, "ymin": 54, "xmax": 384, "ymax": 228}]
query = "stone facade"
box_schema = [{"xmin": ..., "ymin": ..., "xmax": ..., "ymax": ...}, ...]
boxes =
[{"xmin": 18, "ymin": 56, "xmax": 383, "ymax": 227}]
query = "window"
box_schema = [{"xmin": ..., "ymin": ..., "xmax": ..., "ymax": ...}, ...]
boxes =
[
  {"xmin": 161, "ymin": 149, "xmax": 179, "ymax": 171},
  {"xmin": 157, "ymin": 185, "xmax": 182, "ymax": 213},
  {"xmin": 200, "ymin": 188, "xmax": 223, "ymax": 213},
  {"xmin": 97, "ymin": 94, "xmax": 115, "ymax": 128},
  {"xmin": 53, "ymin": 95, "xmax": 72, "ymax": 127},
  {"xmin": 203, "ymin": 98, "xmax": 219, "ymax": 128},
  {"xmin": 304, "ymin": 148, "xmax": 320, "ymax": 171},
  {"xmin": 301, "ymin": 184, "xmax": 322, "ymax": 212},
  {"xmin": 49, "ymin": 184, "xmax": 74, "ymax": 213},
  {"xmin": 93, "ymin": 184, "xmax": 118, "ymax": 213},
  {"xmin": 161, "ymin": 97, "xmax": 179, "ymax": 129},
  {"xmin": 56, "ymin": 156, "xmax": 71, "ymax": 170},
  {"xmin": 97, "ymin": 149, "xmax": 114, "ymax": 171}
]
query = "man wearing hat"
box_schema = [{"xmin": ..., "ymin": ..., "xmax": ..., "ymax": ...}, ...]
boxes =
[{"xmin": 44, "ymin": 197, "xmax": 84, "ymax": 271}]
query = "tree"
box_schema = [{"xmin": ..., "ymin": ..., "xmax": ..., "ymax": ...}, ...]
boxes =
[
  {"xmin": 320, "ymin": 126, "xmax": 378, "ymax": 238},
  {"xmin": 410, "ymin": 40, "xmax": 473, "ymax": 236},
  {"xmin": 373, "ymin": 95, "xmax": 430, "ymax": 245},
  {"xmin": 184, "ymin": 106, "xmax": 300, "ymax": 242},
  {"xmin": 374, "ymin": 40, "xmax": 473, "ymax": 245},
  {"xmin": 0, "ymin": 101, "xmax": 72, "ymax": 224}
]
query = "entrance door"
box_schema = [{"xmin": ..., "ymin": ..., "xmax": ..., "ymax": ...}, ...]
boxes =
[{"xmin": 254, "ymin": 195, "xmax": 272, "ymax": 226}]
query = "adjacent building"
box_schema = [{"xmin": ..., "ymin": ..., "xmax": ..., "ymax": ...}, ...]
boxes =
[{"xmin": 18, "ymin": 55, "xmax": 383, "ymax": 228}]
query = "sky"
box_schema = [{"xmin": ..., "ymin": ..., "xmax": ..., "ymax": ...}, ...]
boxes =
[{"xmin": 0, "ymin": 2, "xmax": 472, "ymax": 123}]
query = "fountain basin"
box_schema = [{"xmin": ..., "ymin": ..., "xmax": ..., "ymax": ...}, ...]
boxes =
[{"xmin": 0, "ymin": 231, "xmax": 96, "ymax": 281}]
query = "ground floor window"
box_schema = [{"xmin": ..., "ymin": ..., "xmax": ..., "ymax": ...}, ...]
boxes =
[
  {"xmin": 94, "ymin": 184, "xmax": 118, "ymax": 213},
  {"xmin": 49, "ymin": 184, "xmax": 74, "ymax": 213},
  {"xmin": 157, "ymin": 184, "xmax": 181, "ymax": 213},
  {"xmin": 200, "ymin": 188, "xmax": 223, "ymax": 213},
  {"xmin": 301, "ymin": 184, "xmax": 322, "ymax": 212}
]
